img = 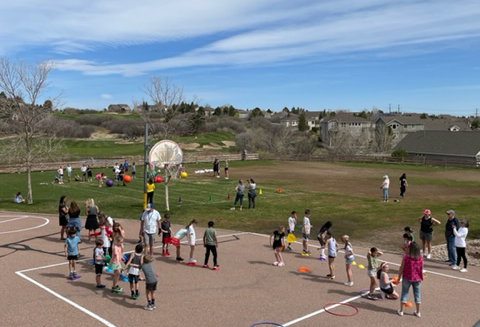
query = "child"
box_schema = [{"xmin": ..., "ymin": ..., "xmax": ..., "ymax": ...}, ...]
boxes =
[
  {"xmin": 402, "ymin": 233, "xmax": 412, "ymax": 253},
  {"xmin": 96, "ymin": 173, "xmax": 104, "ymax": 187},
  {"xmin": 270, "ymin": 226, "xmax": 286, "ymax": 266},
  {"xmin": 325, "ymin": 231, "xmax": 337, "ymax": 279},
  {"xmin": 160, "ymin": 213, "xmax": 173, "ymax": 257},
  {"xmin": 317, "ymin": 221, "xmax": 332, "ymax": 261},
  {"xmin": 64, "ymin": 228, "xmax": 81, "ymax": 280},
  {"xmin": 142, "ymin": 254, "xmax": 158, "ymax": 311},
  {"xmin": 377, "ymin": 262, "xmax": 398, "ymax": 299},
  {"xmin": 93, "ymin": 239, "xmax": 106, "ymax": 288},
  {"xmin": 302, "ymin": 209, "xmax": 313, "ymax": 256},
  {"xmin": 147, "ymin": 178, "xmax": 155, "ymax": 204},
  {"xmin": 126, "ymin": 244, "xmax": 144, "ymax": 299},
  {"xmin": 87, "ymin": 165, "xmax": 93, "ymax": 182},
  {"xmin": 286, "ymin": 211, "xmax": 297, "ymax": 251},
  {"xmin": 404, "ymin": 226, "xmax": 414, "ymax": 242},
  {"xmin": 172, "ymin": 227, "xmax": 188, "ymax": 262},
  {"xmin": 203, "ymin": 221, "xmax": 219, "ymax": 270},
  {"xmin": 132, "ymin": 162, "xmax": 136, "ymax": 179},
  {"xmin": 97, "ymin": 212, "xmax": 111, "ymax": 256},
  {"xmin": 224, "ymin": 160, "xmax": 229, "ymax": 179},
  {"xmin": 452, "ymin": 220, "xmax": 469, "ymax": 272},
  {"xmin": 367, "ymin": 247, "xmax": 383, "ymax": 299},
  {"xmin": 110, "ymin": 236, "xmax": 124, "ymax": 293},
  {"xmin": 187, "ymin": 219, "xmax": 198, "ymax": 265},
  {"xmin": 13, "ymin": 192, "xmax": 25, "ymax": 203},
  {"xmin": 341, "ymin": 235, "xmax": 355, "ymax": 286}
]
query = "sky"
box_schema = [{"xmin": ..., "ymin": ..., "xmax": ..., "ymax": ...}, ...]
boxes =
[{"xmin": 1, "ymin": 0, "xmax": 479, "ymax": 116}]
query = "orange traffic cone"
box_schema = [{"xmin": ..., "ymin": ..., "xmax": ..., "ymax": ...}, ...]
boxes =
[{"xmin": 278, "ymin": 188, "xmax": 282, "ymax": 193}]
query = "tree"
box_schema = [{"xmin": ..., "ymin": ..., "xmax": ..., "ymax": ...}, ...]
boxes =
[
  {"xmin": 471, "ymin": 118, "xmax": 480, "ymax": 130},
  {"xmin": 298, "ymin": 112, "xmax": 308, "ymax": 131},
  {"xmin": 0, "ymin": 58, "xmax": 62, "ymax": 204},
  {"xmin": 214, "ymin": 107, "xmax": 222, "ymax": 116},
  {"xmin": 248, "ymin": 107, "xmax": 264, "ymax": 120}
]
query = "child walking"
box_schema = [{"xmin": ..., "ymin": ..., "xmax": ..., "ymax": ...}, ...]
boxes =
[
  {"xmin": 452, "ymin": 220, "xmax": 469, "ymax": 272},
  {"xmin": 203, "ymin": 221, "xmax": 219, "ymax": 270},
  {"xmin": 286, "ymin": 211, "xmax": 297, "ymax": 251},
  {"xmin": 377, "ymin": 262, "xmax": 399, "ymax": 299},
  {"xmin": 64, "ymin": 228, "xmax": 81, "ymax": 280},
  {"xmin": 367, "ymin": 247, "xmax": 383, "ymax": 299},
  {"xmin": 160, "ymin": 213, "xmax": 173, "ymax": 257},
  {"xmin": 341, "ymin": 235, "xmax": 355, "ymax": 286},
  {"xmin": 302, "ymin": 209, "xmax": 313, "ymax": 256},
  {"xmin": 110, "ymin": 236, "xmax": 124, "ymax": 293},
  {"xmin": 187, "ymin": 219, "xmax": 198, "ymax": 265},
  {"xmin": 94, "ymin": 239, "xmax": 106, "ymax": 288},
  {"xmin": 270, "ymin": 226, "xmax": 286, "ymax": 266},
  {"xmin": 142, "ymin": 254, "xmax": 158, "ymax": 311},
  {"xmin": 325, "ymin": 231, "xmax": 337, "ymax": 279},
  {"xmin": 96, "ymin": 173, "xmax": 104, "ymax": 187},
  {"xmin": 126, "ymin": 244, "xmax": 144, "ymax": 299}
]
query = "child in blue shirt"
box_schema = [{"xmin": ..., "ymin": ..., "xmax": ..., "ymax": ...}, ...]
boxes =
[{"xmin": 64, "ymin": 228, "xmax": 81, "ymax": 279}]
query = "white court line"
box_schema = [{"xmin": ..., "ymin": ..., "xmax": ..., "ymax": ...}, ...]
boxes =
[
  {"xmin": 0, "ymin": 216, "xmax": 28, "ymax": 223},
  {"xmin": 0, "ymin": 216, "xmax": 49, "ymax": 235}
]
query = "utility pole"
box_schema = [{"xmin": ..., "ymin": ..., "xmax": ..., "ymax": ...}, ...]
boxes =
[
  {"xmin": 397, "ymin": 104, "xmax": 400, "ymax": 113},
  {"xmin": 389, "ymin": 103, "xmax": 391, "ymax": 114},
  {"xmin": 476, "ymin": 108, "xmax": 478, "ymax": 118}
]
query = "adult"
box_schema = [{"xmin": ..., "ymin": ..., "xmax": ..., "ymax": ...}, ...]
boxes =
[
  {"xmin": 59, "ymin": 195, "xmax": 69, "ymax": 240},
  {"xmin": 224, "ymin": 160, "xmax": 229, "ymax": 179},
  {"xmin": 213, "ymin": 158, "xmax": 220, "ymax": 178},
  {"xmin": 231, "ymin": 180, "xmax": 245, "ymax": 210},
  {"xmin": 67, "ymin": 201, "xmax": 82, "ymax": 240},
  {"xmin": 380, "ymin": 175, "xmax": 389, "ymax": 202},
  {"xmin": 139, "ymin": 204, "xmax": 162, "ymax": 256},
  {"xmin": 399, "ymin": 173, "xmax": 408, "ymax": 198},
  {"xmin": 85, "ymin": 198, "xmax": 99, "ymax": 242},
  {"xmin": 418, "ymin": 209, "xmax": 441, "ymax": 259},
  {"xmin": 397, "ymin": 242, "xmax": 424, "ymax": 318},
  {"xmin": 247, "ymin": 178, "xmax": 257, "ymax": 209},
  {"xmin": 445, "ymin": 210, "xmax": 460, "ymax": 266}
]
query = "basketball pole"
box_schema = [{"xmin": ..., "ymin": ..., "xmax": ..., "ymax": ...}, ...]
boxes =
[{"xmin": 143, "ymin": 112, "xmax": 150, "ymax": 210}]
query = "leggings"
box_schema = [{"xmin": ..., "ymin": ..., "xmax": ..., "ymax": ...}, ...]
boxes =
[
  {"xmin": 147, "ymin": 192, "xmax": 154, "ymax": 204},
  {"xmin": 248, "ymin": 192, "xmax": 256, "ymax": 208},
  {"xmin": 456, "ymin": 247, "xmax": 467, "ymax": 268}
]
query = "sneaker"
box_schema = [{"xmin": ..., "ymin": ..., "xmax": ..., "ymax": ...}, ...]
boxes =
[
  {"xmin": 460, "ymin": 268, "xmax": 468, "ymax": 273},
  {"xmin": 319, "ymin": 256, "xmax": 327, "ymax": 261},
  {"xmin": 273, "ymin": 261, "xmax": 279, "ymax": 266},
  {"xmin": 135, "ymin": 294, "xmax": 140, "ymax": 300},
  {"xmin": 203, "ymin": 264, "xmax": 210, "ymax": 268},
  {"xmin": 397, "ymin": 310, "xmax": 404, "ymax": 316},
  {"xmin": 230, "ymin": 207, "xmax": 236, "ymax": 210},
  {"xmin": 414, "ymin": 311, "xmax": 421, "ymax": 318},
  {"xmin": 213, "ymin": 266, "xmax": 220, "ymax": 270},
  {"xmin": 176, "ymin": 257, "xmax": 184, "ymax": 262},
  {"xmin": 287, "ymin": 246, "xmax": 292, "ymax": 251},
  {"xmin": 328, "ymin": 275, "xmax": 335, "ymax": 279},
  {"xmin": 426, "ymin": 253, "xmax": 431, "ymax": 259},
  {"xmin": 239, "ymin": 207, "xmax": 242, "ymax": 211},
  {"xmin": 452, "ymin": 265, "xmax": 460, "ymax": 270},
  {"xmin": 96, "ymin": 285, "xmax": 106, "ymax": 289},
  {"xmin": 367, "ymin": 294, "xmax": 377, "ymax": 300},
  {"xmin": 131, "ymin": 294, "xmax": 136, "ymax": 299},
  {"xmin": 151, "ymin": 303, "xmax": 157, "ymax": 309},
  {"xmin": 344, "ymin": 281, "xmax": 354, "ymax": 286},
  {"xmin": 326, "ymin": 274, "xmax": 332, "ymax": 277},
  {"xmin": 188, "ymin": 259, "xmax": 197, "ymax": 264},
  {"xmin": 278, "ymin": 261, "xmax": 285, "ymax": 267},
  {"xmin": 166, "ymin": 251, "xmax": 171, "ymax": 256},
  {"xmin": 144, "ymin": 305, "xmax": 153, "ymax": 311}
]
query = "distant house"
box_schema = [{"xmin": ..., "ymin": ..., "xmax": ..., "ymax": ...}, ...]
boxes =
[
  {"xmin": 394, "ymin": 131, "xmax": 480, "ymax": 166},
  {"xmin": 108, "ymin": 104, "xmax": 131, "ymax": 113},
  {"xmin": 236, "ymin": 109, "xmax": 249, "ymax": 119},
  {"xmin": 202, "ymin": 107, "xmax": 215, "ymax": 117},
  {"xmin": 279, "ymin": 113, "xmax": 299, "ymax": 128},
  {"xmin": 304, "ymin": 111, "xmax": 322, "ymax": 130},
  {"xmin": 320, "ymin": 112, "xmax": 372, "ymax": 146}
]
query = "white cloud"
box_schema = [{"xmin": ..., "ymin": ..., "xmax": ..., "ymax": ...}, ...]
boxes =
[
  {"xmin": 3, "ymin": 0, "xmax": 480, "ymax": 75},
  {"xmin": 101, "ymin": 93, "xmax": 113, "ymax": 99}
]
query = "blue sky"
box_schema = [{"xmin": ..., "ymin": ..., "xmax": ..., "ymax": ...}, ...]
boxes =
[{"xmin": 1, "ymin": 0, "xmax": 480, "ymax": 116}]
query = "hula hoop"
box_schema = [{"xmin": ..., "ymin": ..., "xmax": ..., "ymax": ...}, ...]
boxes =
[
  {"xmin": 323, "ymin": 302, "xmax": 359, "ymax": 317},
  {"xmin": 250, "ymin": 322, "xmax": 284, "ymax": 327}
]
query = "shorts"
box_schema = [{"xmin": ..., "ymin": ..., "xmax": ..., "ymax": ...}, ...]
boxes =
[
  {"xmin": 381, "ymin": 285, "xmax": 394, "ymax": 295},
  {"xmin": 317, "ymin": 233, "xmax": 326, "ymax": 246},
  {"xmin": 328, "ymin": 255, "xmax": 336, "ymax": 259},
  {"xmin": 128, "ymin": 274, "xmax": 139, "ymax": 284},
  {"xmin": 67, "ymin": 255, "xmax": 78, "ymax": 261},
  {"xmin": 420, "ymin": 231, "xmax": 433, "ymax": 241},
  {"xmin": 345, "ymin": 256, "xmax": 355, "ymax": 265},
  {"xmin": 95, "ymin": 264, "xmax": 104, "ymax": 275},
  {"xmin": 302, "ymin": 233, "xmax": 310, "ymax": 241},
  {"xmin": 287, "ymin": 229, "xmax": 295, "ymax": 234},
  {"xmin": 188, "ymin": 237, "xmax": 196, "ymax": 246},
  {"xmin": 109, "ymin": 262, "xmax": 122, "ymax": 271},
  {"xmin": 162, "ymin": 234, "xmax": 171, "ymax": 244},
  {"xmin": 224, "ymin": 167, "xmax": 229, "ymax": 171},
  {"xmin": 146, "ymin": 282, "xmax": 157, "ymax": 291},
  {"xmin": 368, "ymin": 269, "xmax": 377, "ymax": 278},
  {"xmin": 144, "ymin": 232, "xmax": 155, "ymax": 245}
]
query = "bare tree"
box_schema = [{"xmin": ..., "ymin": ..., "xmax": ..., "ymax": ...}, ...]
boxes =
[{"xmin": 0, "ymin": 58, "xmax": 62, "ymax": 204}]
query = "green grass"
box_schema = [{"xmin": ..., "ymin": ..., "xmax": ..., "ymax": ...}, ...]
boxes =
[{"xmin": 1, "ymin": 160, "xmax": 479, "ymax": 250}]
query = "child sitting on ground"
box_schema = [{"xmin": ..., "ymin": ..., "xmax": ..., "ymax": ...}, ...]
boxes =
[
  {"xmin": 141, "ymin": 254, "xmax": 158, "ymax": 311},
  {"xmin": 64, "ymin": 228, "xmax": 81, "ymax": 280},
  {"xmin": 377, "ymin": 262, "xmax": 399, "ymax": 299},
  {"xmin": 93, "ymin": 239, "xmax": 106, "ymax": 288},
  {"xmin": 126, "ymin": 244, "xmax": 144, "ymax": 299}
]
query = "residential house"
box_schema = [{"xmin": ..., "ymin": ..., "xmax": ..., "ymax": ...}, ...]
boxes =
[
  {"xmin": 304, "ymin": 111, "xmax": 322, "ymax": 130},
  {"xmin": 236, "ymin": 109, "xmax": 249, "ymax": 119},
  {"xmin": 394, "ymin": 131, "xmax": 480, "ymax": 166},
  {"xmin": 279, "ymin": 113, "xmax": 299, "ymax": 128},
  {"xmin": 107, "ymin": 104, "xmax": 131, "ymax": 112},
  {"xmin": 320, "ymin": 112, "xmax": 373, "ymax": 146}
]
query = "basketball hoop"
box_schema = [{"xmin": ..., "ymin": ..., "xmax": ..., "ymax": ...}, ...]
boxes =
[{"xmin": 149, "ymin": 140, "xmax": 183, "ymax": 169}]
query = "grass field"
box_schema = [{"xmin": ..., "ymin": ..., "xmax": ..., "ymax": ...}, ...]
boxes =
[{"xmin": 1, "ymin": 160, "xmax": 479, "ymax": 251}]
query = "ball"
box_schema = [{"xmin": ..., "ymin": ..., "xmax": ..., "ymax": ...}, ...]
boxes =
[
  {"xmin": 181, "ymin": 172, "xmax": 188, "ymax": 178},
  {"xmin": 106, "ymin": 179, "xmax": 114, "ymax": 187},
  {"xmin": 155, "ymin": 176, "xmax": 163, "ymax": 183},
  {"xmin": 124, "ymin": 175, "xmax": 132, "ymax": 183}
]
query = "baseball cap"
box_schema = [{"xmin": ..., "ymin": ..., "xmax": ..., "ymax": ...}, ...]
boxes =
[
  {"xmin": 446, "ymin": 210, "xmax": 455, "ymax": 215},
  {"xmin": 424, "ymin": 209, "xmax": 431, "ymax": 215},
  {"xmin": 147, "ymin": 203, "xmax": 154, "ymax": 209}
]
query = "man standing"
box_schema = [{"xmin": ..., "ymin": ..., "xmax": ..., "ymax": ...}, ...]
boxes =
[
  {"xmin": 445, "ymin": 210, "xmax": 460, "ymax": 266},
  {"xmin": 139, "ymin": 204, "xmax": 162, "ymax": 256}
]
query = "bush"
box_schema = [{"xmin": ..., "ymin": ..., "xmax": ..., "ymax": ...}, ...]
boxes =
[
  {"xmin": 391, "ymin": 148, "xmax": 408, "ymax": 158},
  {"xmin": 205, "ymin": 118, "xmax": 246, "ymax": 134},
  {"xmin": 52, "ymin": 119, "xmax": 96, "ymax": 138},
  {"xmin": 75, "ymin": 116, "xmax": 112, "ymax": 126}
]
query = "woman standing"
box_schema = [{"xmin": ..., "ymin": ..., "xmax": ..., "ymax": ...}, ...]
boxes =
[
  {"xmin": 59, "ymin": 195, "xmax": 69, "ymax": 240},
  {"xmin": 85, "ymin": 199, "xmax": 99, "ymax": 241},
  {"xmin": 231, "ymin": 180, "xmax": 245, "ymax": 211},
  {"xmin": 418, "ymin": 209, "xmax": 441, "ymax": 259},
  {"xmin": 397, "ymin": 242, "xmax": 424, "ymax": 318},
  {"xmin": 399, "ymin": 173, "xmax": 408, "ymax": 198},
  {"xmin": 247, "ymin": 178, "xmax": 257, "ymax": 209},
  {"xmin": 67, "ymin": 201, "xmax": 82, "ymax": 240},
  {"xmin": 380, "ymin": 175, "xmax": 390, "ymax": 202}
]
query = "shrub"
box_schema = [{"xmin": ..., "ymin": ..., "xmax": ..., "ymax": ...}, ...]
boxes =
[{"xmin": 391, "ymin": 148, "xmax": 408, "ymax": 158}]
